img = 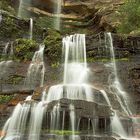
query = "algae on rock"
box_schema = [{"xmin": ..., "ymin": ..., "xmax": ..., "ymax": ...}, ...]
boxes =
[
  {"xmin": 43, "ymin": 29, "xmax": 62, "ymax": 64},
  {"xmin": 14, "ymin": 38, "xmax": 38, "ymax": 61}
]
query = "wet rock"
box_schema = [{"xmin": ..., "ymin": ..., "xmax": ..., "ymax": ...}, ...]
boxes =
[{"xmin": 45, "ymin": 98, "xmax": 113, "ymax": 117}]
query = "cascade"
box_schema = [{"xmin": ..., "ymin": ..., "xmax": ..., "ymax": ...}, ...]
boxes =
[
  {"xmin": 105, "ymin": 33, "xmax": 132, "ymax": 115},
  {"xmin": 1, "ymin": 33, "xmax": 138, "ymax": 140},
  {"xmin": 24, "ymin": 44, "xmax": 45, "ymax": 89},
  {"xmin": 18, "ymin": 0, "xmax": 32, "ymax": 18},
  {"xmin": 29, "ymin": 18, "xmax": 33, "ymax": 40},
  {"xmin": 0, "ymin": 42, "xmax": 13, "ymax": 88},
  {"xmin": 54, "ymin": 0, "xmax": 63, "ymax": 30},
  {"xmin": 0, "ymin": 96, "xmax": 31, "ymax": 140},
  {"xmin": 17, "ymin": 0, "xmax": 23, "ymax": 18}
]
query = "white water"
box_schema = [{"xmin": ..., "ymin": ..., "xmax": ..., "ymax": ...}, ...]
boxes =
[
  {"xmin": 46, "ymin": 84, "xmax": 95, "ymax": 103},
  {"xmin": 0, "ymin": 13, "xmax": 2, "ymax": 23},
  {"xmin": 2, "ymin": 42, "xmax": 9, "ymax": 57},
  {"xmin": 0, "ymin": 43, "xmax": 13, "ymax": 81},
  {"xmin": 17, "ymin": 0, "xmax": 23, "ymax": 18},
  {"xmin": 17, "ymin": 0, "xmax": 32, "ymax": 18},
  {"xmin": 1, "ymin": 102, "xmax": 31, "ymax": 140},
  {"xmin": 28, "ymin": 102, "xmax": 45, "ymax": 140},
  {"xmin": 105, "ymin": 32, "xmax": 132, "ymax": 115},
  {"xmin": 63, "ymin": 34, "xmax": 87, "ymax": 84},
  {"xmin": 24, "ymin": 44, "xmax": 45, "ymax": 89},
  {"xmin": 29, "ymin": 18, "xmax": 33, "ymax": 40},
  {"xmin": 54, "ymin": 0, "xmax": 63, "ymax": 30},
  {"xmin": 50, "ymin": 103, "xmax": 60, "ymax": 130},
  {"xmin": 69, "ymin": 104, "xmax": 76, "ymax": 140},
  {"xmin": 100, "ymin": 90, "xmax": 111, "ymax": 107},
  {"xmin": 111, "ymin": 111, "xmax": 127, "ymax": 137}
]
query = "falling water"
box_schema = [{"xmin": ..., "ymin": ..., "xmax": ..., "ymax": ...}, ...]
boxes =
[
  {"xmin": 0, "ymin": 101, "xmax": 31, "ymax": 140},
  {"xmin": 63, "ymin": 34, "xmax": 87, "ymax": 84},
  {"xmin": 69, "ymin": 104, "xmax": 77, "ymax": 140},
  {"xmin": 2, "ymin": 42, "xmax": 9, "ymax": 58},
  {"xmin": 0, "ymin": 43, "xmax": 13, "ymax": 83},
  {"xmin": 18, "ymin": 0, "xmax": 32, "ymax": 18},
  {"xmin": 50, "ymin": 103, "xmax": 60, "ymax": 130},
  {"xmin": 28, "ymin": 102, "xmax": 45, "ymax": 140},
  {"xmin": 0, "ymin": 13, "xmax": 2, "ymax": 23},
  {"xmin": 54, "ymin": 0, "xmax": 63, "ymax": 30},
  {"xmin": 29, "ymin": 18, "xmax": 33, "ymax": 40},
  {"xmin": 24, "ymin": 44, "xmax": 45, "ymax": 89},
  {"xmin": 105, "ymin": 32, "xmax": 132, "ymax": 115},
  {"xmin": 17, "ymin": 0, "xmax": 23, "ymax": 18},
  {"xmin": 111, "ymin": 111, "xmax": 127, "ymax": 137},
  {"xmin": 100, "ymin": 90, "xmax": 111, "ymax": 107}
]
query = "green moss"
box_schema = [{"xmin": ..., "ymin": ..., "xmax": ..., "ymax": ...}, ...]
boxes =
[
  {"xmin": 0, "ymin": 95, "xmax": 13, "ymax": 103},
  {"xmin": 14, "ymin": 38, "xmax": 38, "ymax": 61},
  {"xmin": 87, "ymin": 57, "xmax": 129, "ymax": 63},
  {"xmin": 49, "ymin": 130, "xmax": 80, "ymax": 135},
  {"xmin": 43, "ymin": 29, "xmax": 62, "ymax": 64},
  {"xmin": 7, "ymin": 75, "xmax": 25, "ymax": 84}
]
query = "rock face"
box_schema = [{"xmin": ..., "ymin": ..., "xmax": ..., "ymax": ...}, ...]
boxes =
[{"xmin": 8, "ymin": 0, "xmax": 124, "ymax": 33}]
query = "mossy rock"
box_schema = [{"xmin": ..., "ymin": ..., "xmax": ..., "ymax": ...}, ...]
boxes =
[
  {"xmin": 7, "ymin": 75, "xmax": 25, "ymax": 84},
  {"xmin": 14, "ymin": 38, "xmax": 38, "ymax": 61},
  {"xmin": 43, "ymin": 29, "xmax": 62, "ymax": 64},
  {"xmin": 0, "ymin": 95, "xmax": 13, "ymax": 103}
]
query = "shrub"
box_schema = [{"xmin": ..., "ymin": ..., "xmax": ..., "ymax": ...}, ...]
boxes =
[
  {"xmin": 43, "ymin": 29, "xmax": 62, "ymax": 64},
  {"xmin": 118, "ymin": 0, "xmax": 140, "ymax": 33},
  {"xmin": 14, "ymin": 38, "xmax": 38, "ymax": 61}
]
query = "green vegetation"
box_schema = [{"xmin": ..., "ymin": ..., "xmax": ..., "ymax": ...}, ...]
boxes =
[
  {"xmin": 0, "ymin": 95, "xmax": 13, "ymax": 103},
  {"xmin": 43, "ymin": 29, "xmax": 62, "ymax": 64},
  {"xmin": 118, "ymin": 0, "xmax": 140, "ymax": 34},
  {"xmin": 7, "ymin": 75, "xmax": 24, "ymax": 84},
  {"xmin": 0, "ymin": 0, "xmax": 15, "ymax": 14},
  {"xmin": 87, "ymin": 57, "xmax": 129, "ymax": 63},
  {"xmin": 49, "ymin": 130, "xmax": 79, "ymax": 135},
  {"xmin": 14, "ymin": 38, "xmax": 38, "ymax": 61}
]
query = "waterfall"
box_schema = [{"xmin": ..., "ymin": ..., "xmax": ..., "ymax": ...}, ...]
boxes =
[
  {"xmin": 29, "ymin": 18, "xmax": 33, "ymax": 40},
  {"xmin": 0, "ymin": 42, "xmax": 13, "ymax": 87},
  {"xmin": 63, "ymin": 34, "xmax": 87, "ymax": 84},
  {"xmin": 17, "ymin": 0, "xmax": 23, "ymax": 18},
  {"xmin": 1, "ymin": 33, "xmax": 135, "ymax": 140},
  {"xmin": 18, "ymin": 0, "xmax": 32, "ymax": 18},
  {"xmin": 105, "ymin": 32, "xmax": 132, "ymax": 115},
  {"xmin": 111, "ymin": 111, "xmax": 127, "ymax": 137},
  {"xmin": 54, "ymin": 0, "xmax": 63, "ymax": 30},
  {"xmin": 28, "ymin": 102, "xmax": 45, "ymax": 140},
  {"xmin": 24, "ymin": 44, "xmax": 45, "ymax": 89},
  {"xmin": 0, "ymin": 100, "xmax": 31, "ymax": 140}
]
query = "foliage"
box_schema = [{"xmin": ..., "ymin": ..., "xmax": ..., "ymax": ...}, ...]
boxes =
[
  {"xmin": 0, "ymin": 95, "xmax": 13, "ymax": 103},
  {"xmin": 43, "ymin": 29, "xmax": 62, "ymax": 64},
  {"xmin": 87, "ymin": 57, "xmax": 129, "ymax": 63},
  {"xmin": 0, "ymin": 0, "xmax": 15, "ymax": 14},
  {"xmin": 14, "ymin": 38, "xmax": 38, "ymax": 61},
  {"xmin": 117, "ymin": 0, "xmax": 140, "ymax": 33}
]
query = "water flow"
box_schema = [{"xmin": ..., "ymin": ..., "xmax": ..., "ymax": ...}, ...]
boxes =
[
  {"xmin": 24, "ymin": 44, "xmax": 45, "ymax": 89},
  {"xmin": 69, "ymin": 104, "xmax": 76, "ymax": 140},
  {"xmin": 28, "ymin": 102, "xmax": 45, "ymax": 140},
  {"xmin": 54, "ymin": 0, "xmax": 62, "ymax": 30},
  {"xmin": 0, "ymin": 101, "xmax": 31, "ymax": 140},
  {"xmin": 18, "ymin": 0, "xmax": 32, "ymax": 18},
  {"xmin": 18, "ymin": 0, "xmax": 23, "ymax": 18},
  {"xmin": 105, "ymin": 32, "xmax": 132, "ymax": 115},
  {"xmin": 111, "ymin": 111, "xmax": 127, "ymax": 137},
  {"xmin": 29, "ymin": 18, "xmax": 33, "ymax": 40},
  {"xmin": 0, "ymin": 43, "xmax": 13, "ymax": 82},
  {"xmin": 63, "ymin": 34, "xmax": 87, "ymax": 84}
]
